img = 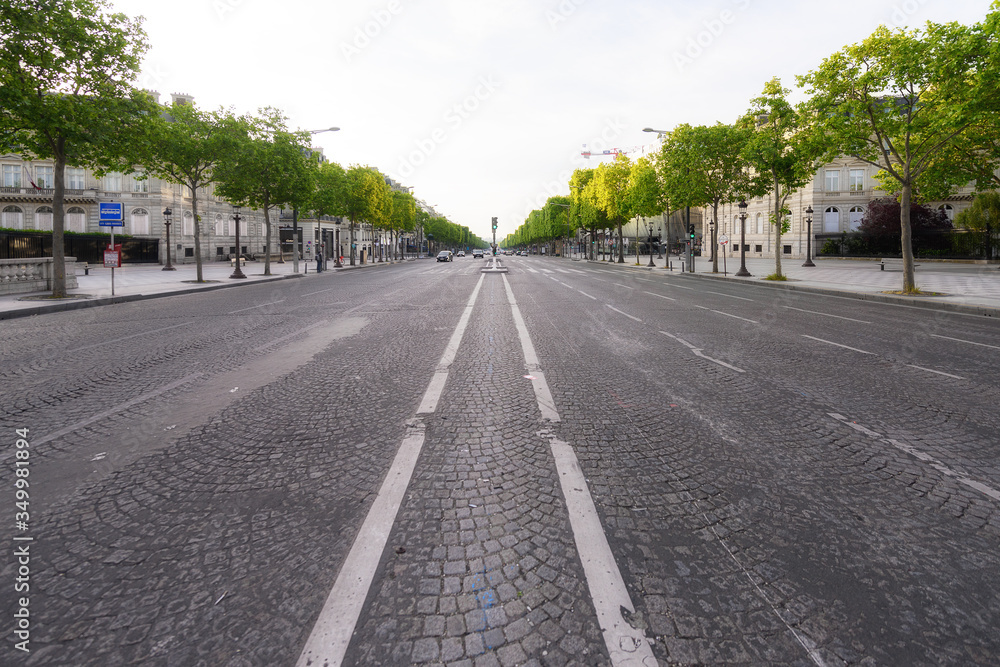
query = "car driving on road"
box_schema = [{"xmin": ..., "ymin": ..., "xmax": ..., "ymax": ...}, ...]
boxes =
[{"xmin": 436, "ymin": 251, "xmax": 452, "ymax": 262}]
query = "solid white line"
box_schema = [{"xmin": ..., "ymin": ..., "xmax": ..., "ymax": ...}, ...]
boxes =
[
  {"xmin": 694, "ymin": 305, "xmax": 759, "ymax": 324},
  {"xmin": 704, "ymin": 290, "xmax": 754, "ymax": 301},
  {"xmin": 228, "ymin": 300, "xmax": 285, "ymax": 314},
  {"xmin": 606, "ymin": 305, "xmax": 642, "ymax": 322},
  {"xmin": 297, "ymin": 275, "xmax": 485, "ymax": 667},
  {"xmin": 503, "ymin": 276, "xmax": 559, "ymax": 422},
  {"xmin": 906, "ymin": 365, "xmax": 964, "ymax": 380},
  {"xmin": 296, "ymin": 420, "xmax": 427, "ymax": 667},
  {"xmin": 578, "ymin": 291, "xmax": 598, "ymax": 300},
  {"xmin": 782, "ymin": 306, "xmax": 871, "ymax": 323},
  {"xmin": 68, "ymin": 322, "xmax": 192, "ymax": 352},
  {"xmin": 643, "ymin": 291, "xmax": 675, "ymax": 301},
  {"xmin": 931, "ymin": 334, "xmax": 1000, "ymax": 350},
  {"xmin": 542, "ymin": 430, "xmax": 658, "ymax": 666},
  {"xmin": 801, "ymin": 335, "xmax": 874, "ymax": 355}
]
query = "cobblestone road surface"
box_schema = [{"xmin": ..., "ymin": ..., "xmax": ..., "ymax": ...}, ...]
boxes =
[{"xmin": 2, "ymin": 256, "xmax": 998, "ymax": 666}]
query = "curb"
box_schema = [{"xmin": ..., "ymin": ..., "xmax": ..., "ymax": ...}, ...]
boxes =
[{"xmin": 0, "ymin": 273, "xmax": 305, "ymax": 321}]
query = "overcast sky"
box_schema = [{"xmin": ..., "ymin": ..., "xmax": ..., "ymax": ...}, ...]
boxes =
[{"xmin": 110, "ymin": 0, "xmax": 992, "ymax": 241}]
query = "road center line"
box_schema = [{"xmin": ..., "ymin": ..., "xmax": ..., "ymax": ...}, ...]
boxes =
[
  {"xmin": 578, "ymin": 291, "xmax": 598, "ymax": 300},
  {"xmin": 906, "ymin": 365, "xmax": 964, "ymax": 380},
  {"xmin": 782, "ymin": 306, "xmax": 871, "ymax": 323},
  {"xmin": 502, "ymin": 275, "xmax": 655, "ymax": 665},
  {"xmin": 643, "ymin": 291, "xmax": 675, "ymax": 301},
  {"xmin": 703, "ymin": 290, "xmax": 754, "ymax": 301},
  {"xmin": 296, "ymin": 274, "xmax": 485, "ymax": 667},
  {"xmin": 694, "ymin": 305, "xmax": 759, "ymax": 324},
  {"xmin": 801, "ymin": 335, "xmax": 874, "ymax": 355},
  {"xmin": 612, "ymin": 283, "xmax": 634, "ymax": 289}
]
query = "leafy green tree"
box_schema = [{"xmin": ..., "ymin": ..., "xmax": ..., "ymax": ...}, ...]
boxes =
[
  {"xmin": 956, "ymin": 192, "xmax": 1000, "ymax": 232},
  {"xmin": 798, "ymin": 8, "xmax": 1000, "ymax": 291},
  {"xmin": 213, "ymin": 107, "xmax": 315, "ymax": 276},
  {"xmin": 389, "ymin": 190, "xmax": 416, "ymax": 260},
  {"xmin": 739, "ymin": 78, "xmax": 817, "ymax": 279},
  {"xmin": 342, "ymin": 165, "xmax": 391, "ymax": 265},
  {"xmin": 592, "ymin": 154, "xmax": 634, "ymax": 263},
  {"xmin": 657, "ymin": 124, "xmax": 752, "ymax": 272},
  {"xmin": 138, "ymin": 103, "xmax": 245, "ymax": 281},
  {"xmin": 0, "ymin": 0, "xmax": 150, "ymax": 296},
  {"xmin": 570, "ymin": 168, "xmax": 607, "ymax": 260},
  {"xmin": 311, "ymin": 160, "xmax": 348, "ymax": 262}
]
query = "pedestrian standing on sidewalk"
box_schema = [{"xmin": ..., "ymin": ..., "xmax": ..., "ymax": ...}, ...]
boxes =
[{"xmin": 316, "ymin": 250, "xmax": 323, "ymax": 273}]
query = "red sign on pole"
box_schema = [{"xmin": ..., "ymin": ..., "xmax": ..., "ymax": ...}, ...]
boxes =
[{"xmin": 104, "ymin": 244, "xmax": 122, "ymax": 268}]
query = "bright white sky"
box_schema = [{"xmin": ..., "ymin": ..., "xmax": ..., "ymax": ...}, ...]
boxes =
[{"xmin": 110, "ymin": 0, "xmax": 991, "ymax": 241}]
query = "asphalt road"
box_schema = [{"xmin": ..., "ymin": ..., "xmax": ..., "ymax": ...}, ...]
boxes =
[{"xmin": 2, "ymin": 256, "xmax": 999, "ymax": 666}]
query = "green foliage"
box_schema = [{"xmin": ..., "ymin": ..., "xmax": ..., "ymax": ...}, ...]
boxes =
[
  {"xmin": 955, "ymin": 191, "xmax": 1000, "ymax": 231},
  {"xmin": 311, "ymin": 161, "xmax": 348, "ymax": 220}
]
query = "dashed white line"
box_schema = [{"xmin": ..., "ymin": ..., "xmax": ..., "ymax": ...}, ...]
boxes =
[
  {"xmin": 704, "ymin": 290, "xmax": 754, "ymax": 301},
  {"xmin": 906, "ymin": 365, "xmax": 964, "ymax": 380},
  {"xmin": 578, "ymin": 291, "xmax": 598, "ymax": 300},
  {"xmin": 781, "ymin": 306, "xmax": 871, "ymax": 323},
  {"xmin": 612, "ymin": 283, "xmax": 634, "ymax": 289},
  {"xmin": 227, "ymin": 300, "xmax": 285, "ymax": 314},
  {"xmin": 931, "ymin": 334, "xmax": 1000, "ymax": 350},
  {"xmin": 801, "ymin": 335, "xmax": 874, "ymax": 355},
  {"xmin": 694, "ymin": 305, "xmax": 759, "ymax": 324},
  {"xmin": 606, "ymin": 305, "xmax": 642, "ymax": 322},
  {"xmin": 68, "ymin": 322, "xmax": 192, "ymax": 352},
  {"xmin": 643, "ymin": 291, "xmax": 675, "ymax": 301},
  {"xmin": 660, "ymin": 332, "xmax": 745, "ymax": 373}
]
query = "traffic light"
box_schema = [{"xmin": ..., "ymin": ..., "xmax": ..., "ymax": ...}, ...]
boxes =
[
  {"xmin": 491, "ymin": 216, "xmax": 498, "ymax": 230},
  {"xmin": 688, "ymin": 224, "xmax": 695, "ymax": 239}
]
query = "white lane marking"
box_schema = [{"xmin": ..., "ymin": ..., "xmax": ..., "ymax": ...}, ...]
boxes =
[
  {"xmin": 68, "ymin": 322, "xmax": 192, "ymax": 352},
  {"xmin": 606, "ymin": 305, "xmax": 642, "ymax": 322},
  {"xmin": 503, "ymin": 276, "xmax": 559, "ymax": 422},
  {"xmin": 418, "ymin": 274, "xmax": 486, "ymax": 413},
  {"xmin": 297, "ymin": 275, "xmax": 485, "ymax": 667},
  {"xmin": 501, "ymin": 275, "xmax": 654, "ymax": 666},
  {"xmin": 578, "ymin": 291, "xmax": 598, "ymax": 300},
  {"xmin": 227, "ymin": 300, "xmax": 285, "ymax": 314},
  {"xmin": 781, "ymin": 305, "xmax": 871, "ymax": 324},
  {"xmin": 301, "ymin": 287, "xmax": 337, "ymax": 297},
  {"xmin": 5, "ymin": 373, "xmax": 203, "ymax": 456},
  {"xmin": 931, "ymin": 334, "xmax": 1000, "ymax": 350},
  {"xmin": 801, "ymin": 335, "xmax": 874, "ymax": 355},
  {"xmin": 635, "ymin": 278, "xmax": 652, "ymax": 282},
  {"xmin": 296, "ymin": 420, "xmax": 428, "ymax": 667},
  {"xmin": 661, "ymin": 283, "xmax": 695, "ymax": 290},
  {"xmin": 704, "ymin": 290, "xmax": 754, "ymax": 301},
  {"xmin": 612, "ymin": 283, "xmax": 634, "ymax": 289},
  {"xmin": 660, "ymin": 332, "xmax": 745, "ymax": 373},
  {"xmin": 526, "ymin": 267, "xmax": 538, "ymax": 273},
  {"xmin": 694, "ymin": 305, "xmax": 759, "ymax": 324},
  {"xmin": 906, "ymin": 365, "xmax": 964, "ymax": 380},
  {"xmin": 828, "ymin": 413, "xmax": 1000, "ymax": 502},
  {"xmin": 643, "ymin": 291, "xmax": 675, "ymax": 301}
]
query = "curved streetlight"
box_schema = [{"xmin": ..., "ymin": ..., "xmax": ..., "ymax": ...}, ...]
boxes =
[
  {"xmin": 291, "ymin": 126, "xmax": 340, "ymax": 272},
  {"xmin": 736, "ymin": 200, "xmax": 751, "ymax": 277},
  {"xmin": 162, "ymin": 207, "xmax": 176, "ymax": 271},
  {"xmin": 802, "ymin": 206, "xmax": 816, "ymax": 267}
]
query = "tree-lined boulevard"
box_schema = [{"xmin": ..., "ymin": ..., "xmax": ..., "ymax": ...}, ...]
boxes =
[{"xmin": 2, "ymin": 255, "xmax": 999, "ymax": 665}]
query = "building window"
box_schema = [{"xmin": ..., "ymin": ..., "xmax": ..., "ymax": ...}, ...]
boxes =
[
  {"xmin": 824, "ymin": 170, "xmax": 840, "ymax": 192},
  {"xmin": 66, "ymin": 206, "xmax": 86, "ymax": 232},
  {"xmin": 66, "ymin": 167, "xmax": 86, "ymax": 190},
  {"xmin": 35, "ymin": 166, "xmax": 54, "ymax": 189},
  {"xmin": 34, "ymin": 206, "xmax": 53, "ymax": 231},
  {"xmin": 2, "ymin": 205, "xmax": 24, "ymax": 228},
  {"xmin": 849, "ymin": 169, "xmax": 864, "ymax": 192},
  {"xmin": 849, "ymin": 206, "xmax": 864, "ymax": 231},
  {"xmin": 104, "ymin": 172, "xmax": 122, "ymax": 191},
  {"xmin": 783, "ymin": 245, "xmax": 792, "ymax": 254},
  {"xmin": 754, "ymin": 244, "xmax": 762, "ymax": 253},
  {"xmin": 2, "ymin": 165, "xmax": 21, "ymax": 188},
  {"xmin": 182, "ymin": 211, "xmax": 194, "ymax": 236},
  {"xmin": 939, "ymin": 204, "xmax": 954, "ymax": 221},
  {"xmin": 130, "ymin": 172, "xmax": 148, "ymax": 192},
  {"xmin": 214, "ymin": 214, "xmax": 225, "ymax": 236},
  {"xmin": 755, "ymin": 213, "xmax": 763, "ymax": 234},
  {"xmin": 130, "ymin": 208, "xmax": 150, "ymax": 235},
  {"xmin": 824, "ymin": 206, "xmax": 840, "ymax": 233},
  {"xmin": 184, "ymin": 247, "xmax": 194, "ymax": 257},
  {"xmin": 216, "ymin": 246, "xmax": 224, "ymax": 256}
]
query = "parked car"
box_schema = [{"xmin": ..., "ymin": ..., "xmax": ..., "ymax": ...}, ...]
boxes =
[
  {"xmin": 436, "ymin": 251, "xmax": 453, "ymax": 262},
  {"xmin": 472, "ymin": 249, "xmax": 484, "ymax": 258}
]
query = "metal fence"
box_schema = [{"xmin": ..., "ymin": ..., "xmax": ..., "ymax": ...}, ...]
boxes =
[
  {"xmin": 0, "ymin": 231, "xmax": 160, "ymax": 264},
  {"xmin": 816, "ymin": 229, "xmax": 999, "ymax": 260}
]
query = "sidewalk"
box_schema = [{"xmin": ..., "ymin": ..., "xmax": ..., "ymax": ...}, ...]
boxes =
[
  {"xmin": 570, "ymin": 252, "xmax": 1000, "ymax": 317},
  {"xmin": 0, "ymin": 257, "xmax": 398, "ymax": 320}
]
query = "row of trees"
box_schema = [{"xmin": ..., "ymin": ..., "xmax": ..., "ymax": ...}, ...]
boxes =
[
  {"xmin": 0, "ymin": 0, "xmax": 481, "ymax": 296},
  {"xmin": 509, "ymin": 3, "xmax": 1000, "ymax": 292}
]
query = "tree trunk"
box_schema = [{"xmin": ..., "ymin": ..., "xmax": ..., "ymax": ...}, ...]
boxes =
[
  {"xmin": 773, "ymin": 175, "xmax": 783, "ymax": 278},
  {"xmin": 191, "ymin": 184, "xmax": 203, "ymax": 282},
  {"xmin": 711, "ymin": 202, "xmax": 719, "ymax": 273},
  {"xmin": 617, "ymin": 219, "xmax": 624, "ymax": 263},
  {"xmin": 263, "ymin": 204, "xmax": 272, "ymax": 276},
  {"xmin": 52, "ymin": 145, "xmax": 67, "ymax": 298},
  {"xmin": 900, "ymin": 183, "xmax": 916, "ymax": 292},
  {"xmin": 350, "ymin": 218, "xmax": 356, "ymax": 266}
]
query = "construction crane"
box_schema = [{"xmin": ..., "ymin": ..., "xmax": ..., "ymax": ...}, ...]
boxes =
[{"xmin": 580, "ymin": 145, "xmax": 647, "ymax": 159}]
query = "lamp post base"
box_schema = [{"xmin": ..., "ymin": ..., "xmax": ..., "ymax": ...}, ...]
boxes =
[
  {"xmin": 802, "ymin": 258, "xmax": 816, "ymax": 267},
  {"xmin": 735, "ymin": 266, "xmax": 752, "ymax": 277},
  {"xmin": 162, "ymin": 266, "xmax": 176, "ymax": 271}
]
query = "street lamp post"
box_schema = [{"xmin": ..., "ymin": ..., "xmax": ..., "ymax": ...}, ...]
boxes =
[
  {"xmin": 709, "ymin": 218, "xmax": 716, "ymax": 273},
  {"xmin": 802, "ymin": 206, "xmax": 816, "ymax": 267},
  {"xmin": 736, "ymin": 199, "xmax": 752, "ymax": 277},
  {"xmin": 334, "ymin": 219, "xmax": 342, "ymax": 268},
  {"xmin": 162, "ymin": 207, "xmax": 176, "ymax": 271},
  {"xmin": 647, "ymin": 221, "xmax": 656, "ymax": 267},
  {"xmin": 230, "ymin": 206, "xmax": 247, "ymax": 279}
]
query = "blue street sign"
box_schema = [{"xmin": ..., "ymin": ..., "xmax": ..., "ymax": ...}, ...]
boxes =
[{"xmin": 99, "ymin": 202, "xmax": 124, "ymax": 226}]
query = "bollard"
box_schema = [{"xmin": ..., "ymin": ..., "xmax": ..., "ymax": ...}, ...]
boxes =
[{"xmin": 83, "ymin": 263, "xmax": 89, "ymax": 275}]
